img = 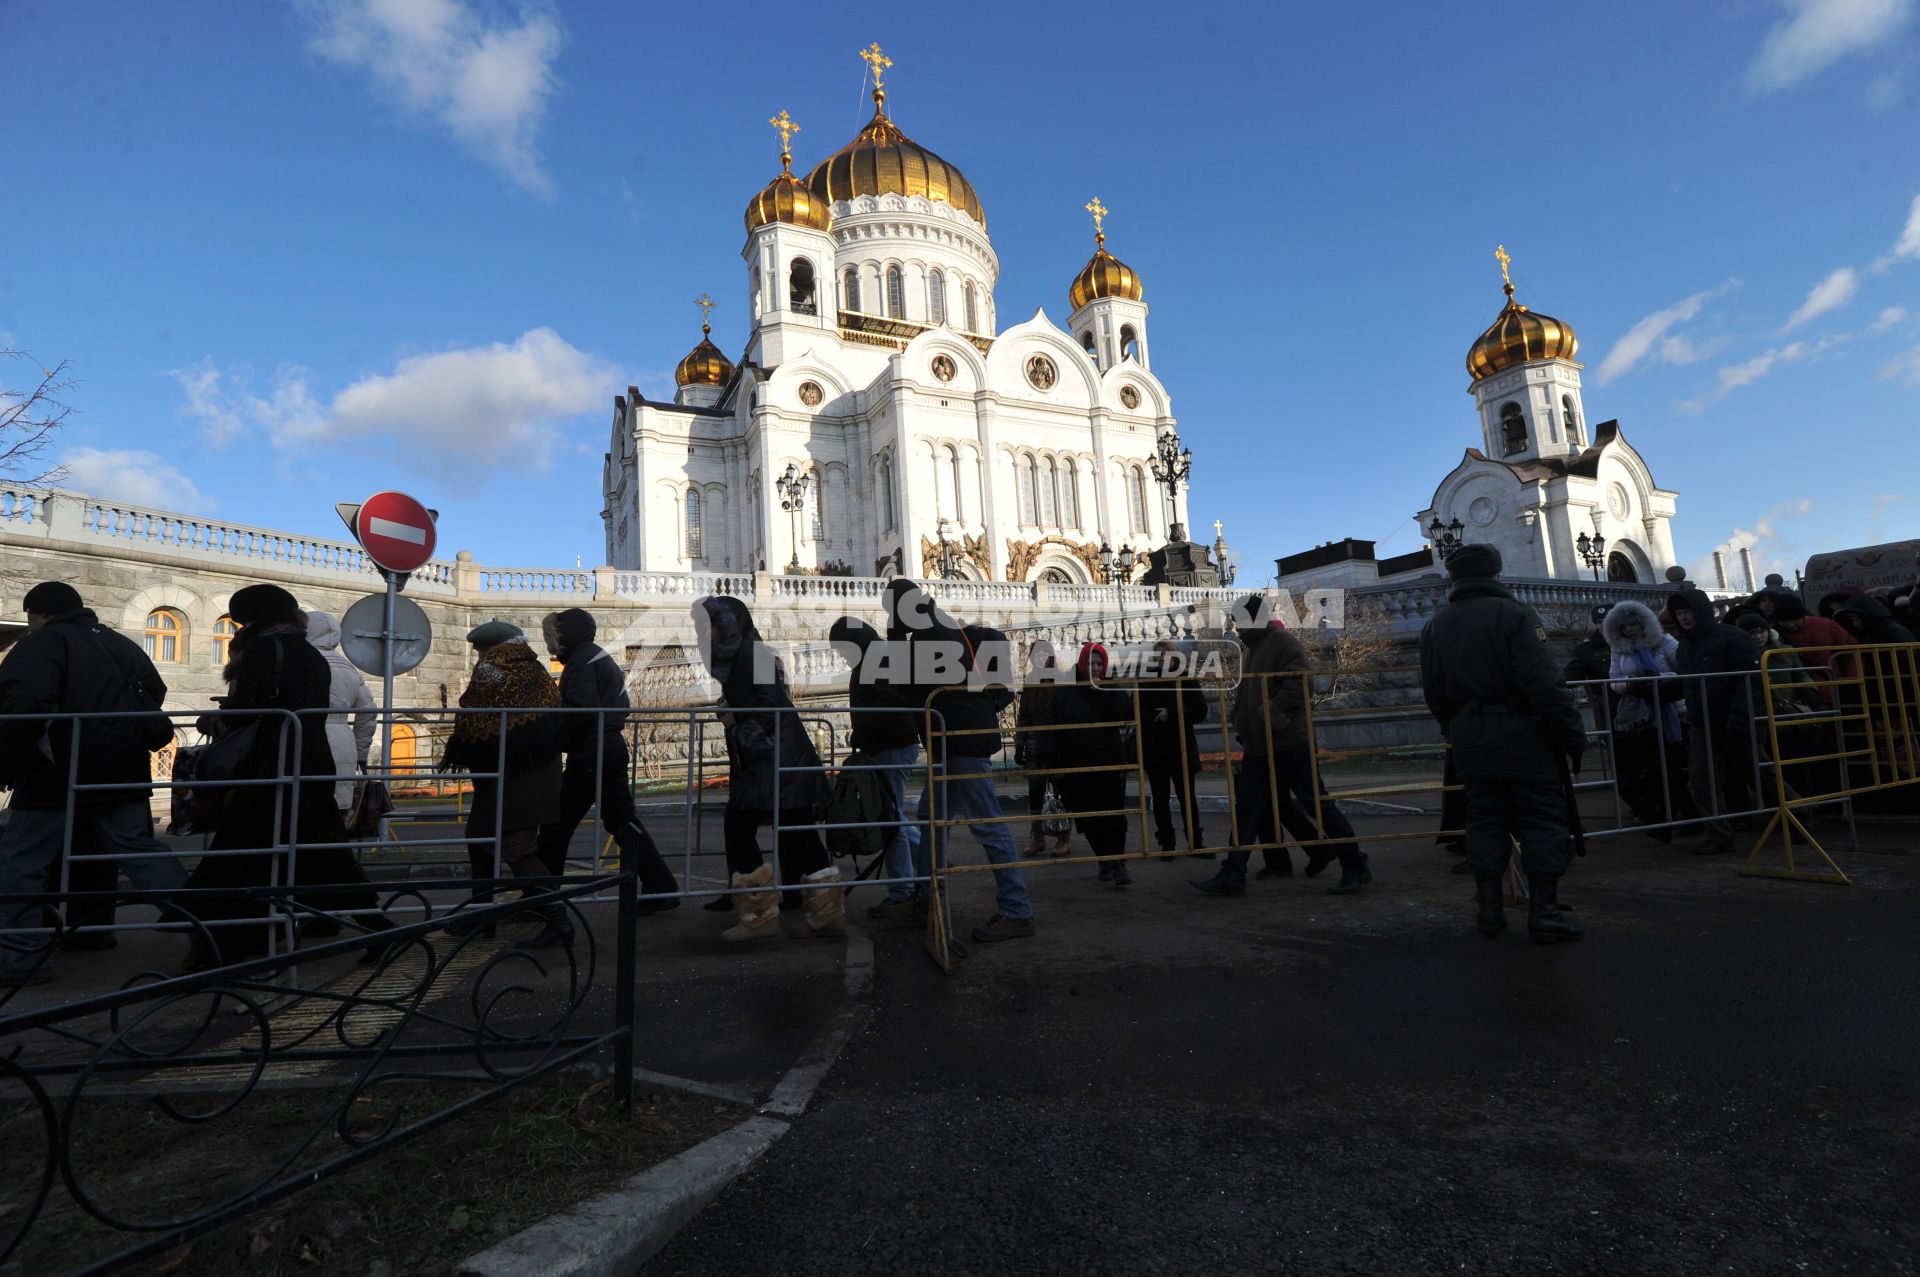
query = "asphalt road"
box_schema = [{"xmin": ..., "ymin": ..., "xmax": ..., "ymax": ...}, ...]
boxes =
[{"xmin": 644, "ymin": 822, "xmax": 1920, "ymax": 1275}]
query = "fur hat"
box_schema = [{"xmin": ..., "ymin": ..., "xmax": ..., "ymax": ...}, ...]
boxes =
[
  {"xmin": 22, "ymin": 581, "xmax": 83, "ymax": 616},
  {"xmin": 466, "ymin": 618, "xmax": 524, "ymax": 648},
  {"xmin": 228, "ymin": 584, "xmax": 301, "ymax": 626},
  {"xmin": 1445, "ymin": 543, "xmax": 1503, "ymax": 580}
]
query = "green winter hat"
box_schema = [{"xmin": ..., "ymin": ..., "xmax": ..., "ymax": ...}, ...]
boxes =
[{"xmin": 466, "ymin": 618, "xmax": 524, "ymax": 648}]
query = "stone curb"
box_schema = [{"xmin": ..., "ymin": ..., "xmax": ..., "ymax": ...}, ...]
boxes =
[{"xmin": 455, "ymin": 926, "xmax": 876, "ymax": 1277}]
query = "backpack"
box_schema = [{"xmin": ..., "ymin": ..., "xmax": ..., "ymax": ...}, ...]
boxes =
[{"xmin": 823, "ymin": 749, "xmax": 899, "ymax": 861}]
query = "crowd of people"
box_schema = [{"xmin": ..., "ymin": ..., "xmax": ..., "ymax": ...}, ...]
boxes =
[{"xmin": 1, "ymin": 559, "xmax": 1912, "ymax": 982}]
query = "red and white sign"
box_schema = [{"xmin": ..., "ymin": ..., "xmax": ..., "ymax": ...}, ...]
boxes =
[{"xmin": 353, "ymin": 490, "xmax": 437, "ymax": 574}]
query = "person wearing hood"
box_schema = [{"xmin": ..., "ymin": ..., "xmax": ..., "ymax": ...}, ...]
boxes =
[
  {"xmin": 1603, "ymin": 599, "xmax": 1693, "ymax": 841},
  {"xmin": 883, "ymin": 578, "xmax": 1034, "ymax": 945},
  {"xmin": 0, "ymin": 582, "xmax": 189, "ymax": 985},
  {"xmin": 1419, "ymin": 546, "xmax": 1585, "ymax": 943},
  {"xmin": 1833, "ymin": 593, "xmax": 1919, "ymax": 646},
  {"xmin": 181, "ymin": 584, "xmax": 389, "ymax": 968},
  {"xmin": 303, "ymin": 612, "xmax": 378, "ymax": 817},
  {"xmin": 1669, "ymin": 585, "xmax": 1762, "ymax": 857},
  {"xmin": 829, "ymin": 615, "xmax": 924, "ymax": 923},
  {"xmin": 693, "ymin": 596, "xmax": 840, "ymax": 943},
  {"xmin": 532, "ymin": 608, "xmax": 680, "ymax": 911},
  {"xmin": 1139, "ymin": 639, "xmax": 1210, "ymax": 861},
  {"xmin": 1193, "ymin": 594, "xmax": 1372, "ymax": 899},
  {"xmin": 1042, "ymin": 643, "xmax": 1139, "ymax": 887},
  {"xmin": 441, "ymin": 620, "xmax": 572, "ymax": 949}
]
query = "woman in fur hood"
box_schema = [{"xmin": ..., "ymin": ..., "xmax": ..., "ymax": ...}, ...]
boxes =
[{"xmin": 1601, "ymin": 599, "xmax": 1692, "ymax": 839}]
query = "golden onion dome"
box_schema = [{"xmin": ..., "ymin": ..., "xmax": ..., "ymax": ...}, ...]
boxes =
[
  {"xmin": 1467, "ymin": 257, "xmax": 1578, "ymax": 380},
  {"xmin": 746, "ymin": 111, "xmax": 831, "ymax": 234},
  {"xmin": 804, "ymin": 85, "xmax": 986, "ymax": 227},
  {"xmin": 675, "ymin": 321, "xmax": 733, "ymax": 388},
  {"xmin": 1067, "ymin": 198, "xmax": 1143, "ymax": 312}
]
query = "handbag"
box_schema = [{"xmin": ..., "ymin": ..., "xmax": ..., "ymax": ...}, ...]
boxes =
[
  {"xmin": 1040, "ymin": 783, "xmax": 1073, "ymax": 836},
  {"xmin": 195, "ymin": 638, "xmax": 285, "ymax": 785},
  {"xmin": 1614, "ymin": 694, "xmax": 1654, "ymax": 734},
  {"xmin": 346, "ymin": 774, "xmax": 394, "ymax": 839}
]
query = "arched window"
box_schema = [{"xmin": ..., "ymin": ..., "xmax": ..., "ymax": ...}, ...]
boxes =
[
  {"xmin": 810, "ymin": 470, "xmax": 825, "ymax": 540},
  {"xmin": 1081, "ymin": 330, "xmax": 1096, "ymax": 356},
  {"xmin": 1499, "ymin": 402, "xmax": 1527, "ymax": 456},
  {"xmin": 387, "ymin": 723, "xmax": 418, "ymax": 778},
  {"xmin": 964, "ymin": 282, "xmax": 979, "ymax": 333},
  {"xmin": 1040, "ymin": 457, "xmax": 1058, "ymax": 526},
  {"xmin": 885, "ymin": 266, "xmax": 904, "ymax": 319},
  {"xmin": 880, "ymin": 455, "xmax": 896, "ymax": 530},
  {"xmin": 1562, "ymin": 394, "xmax": 1581, "ymax": 445},
  {"xmin": 949, "ymin": 449, "xmax": 965, "ymax": 522},
  {"xmin": 1063, "ymin": 460, "xmax": 1081, "ymax": 528},
  {"xmin": 143, "ymin": 608, "xmax": 186, "ymax": 664},
  {"xmin": 843, "ymin": 267, "xmax": 860, "ymax": 313},
  {"xmin": 1017, "ymin": 456, "xmax": 1037, "ymax": 524},
  {"xmin": 751, "ymin": 267, "xmax": 762, "ymax": 318},
  {"xmin": 685, "ymin": 487, "xmax": 703, "ymax": 559},
  {"xmin": 212, "ymin": 615, "xmax": 237, "ymax": 666},
  {"xmin": 1120, "ymin": 325, "xmax": 1138, "ymax": 361},
  {"xmin": 928, "ymin": 269, "xmax": 946, "ymax": 325},
  {"xmin": 789, "ymin": 259, "xmax": 816, "ymax": 315},
  {"xmin": 1127, "ymin": 467, "xmax": 1149, "ymax": 532},
  {"xmin": 1607, "ymin": 551, "xmax": 1638, "ymax": 583}
]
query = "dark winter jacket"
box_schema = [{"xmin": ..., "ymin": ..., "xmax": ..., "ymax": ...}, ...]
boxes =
[
  {"xmin": 1835, "ymin": 594, "xmax": 1919, "ymax": 646},
  {"xmin": 829, "ymin": 618, "xmax": 919, "ymax": 755},
  {"xmin": 883, "ymin": 580, "xmax": 1013, "ymax": 761},
  {"xmin": 0, "ymin": 609, "xmax": 170, "ymax": 808},
  {"xmin": 697, "ymin": 597, "xmax": 829, "ymax": 813},
  {"xmin": 441, "ymin": 639, "xmax": 564, "ymax": 835},
  {"xmin": 554, "ymin": 641, "xmax": 630, "ymax": 752},
  {"xmin": 1561, "ymin": 628, "xmax": 1612, "ymax": 690},
  {"xmin": 210, "ymin": 622, "xmax": 353, "ymax": 848},
  {"xmin": 1669, "ymin": 587, "xmax": 1762, "ymax": 734},
  {"xmin": 1137, "ymin": 671, "xmax": 1207, "ymax": 765},
  {"xmin": 1419, "ymin": 577, "xmax": 1586, "ymax": 783},
  {"xmin": 1041, "ymin": 645, "xmax": 1136, "ymax": 769},
  {"xmin": 1228, "ymin": 624, "xmax": 1309, "ymax": 755}
]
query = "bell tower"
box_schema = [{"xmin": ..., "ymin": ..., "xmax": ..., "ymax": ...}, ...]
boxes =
[
  {"xmin": 1465, "ymin": 246, "xmax": 1586, "ymax": 462},
  {"xmin": 1066, "ymin": 196, "xmax": 1150, "ymax": 373},
  {"xmin": 743, "ymin": 109, "xmax": 837, "ymax": 368}
]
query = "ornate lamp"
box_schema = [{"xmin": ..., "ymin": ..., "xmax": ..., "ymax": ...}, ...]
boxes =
[
  {"xmin": 1148, "ymin": 429, "xmax": 1194, "ymax": 543},
  {"xmin": 777, "ymin": 462, "xmax": 813, "ymax": 571},
  {"xmin": 1427, "ymin": 516, "xmax": 1465, "ymax": 560},
  {"xmin": 1577, "ymin": 530, "xmax": 1607, "ymax": 581}
]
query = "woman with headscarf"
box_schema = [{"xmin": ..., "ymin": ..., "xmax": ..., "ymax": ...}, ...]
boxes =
[
  {"xmin": 181, "ymin": 584, "xmax": 388, "ymax": 969},
  {"xmin": 440, "ymin": 620, "xmax": 571, "ymax": 950},
  {"xmin": 692, "ymin": 596, "xmax": 838, "ymax": 942},
  {"xmin": 304, "ymin": 611, "xmax": 378, "ymax": 818},
  {"xmin": 1042, "ymin": 643, "xmax": 1138, "ymax": 887}
]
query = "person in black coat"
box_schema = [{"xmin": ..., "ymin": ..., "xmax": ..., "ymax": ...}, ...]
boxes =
[
  {"xmin": 1044, "ymin": 643, "xmax": 1138, "ymax": 887},
  {"xmin": 1670, "ymin": 585, "xmax": 1763, "ymax": 855},
  {"xmin": 532, "ymin": 608, "xmax": 679, "ymax": 908},
  {"xmin": 181, "ymin": 584, "xmax": 388, "ymax": 968},
  {"xmin": 1012, "ymin": 641, "xmax": 1072, "ymax": 858},
  {"xmin": 1419, "ymin": 545, "xmax": 1585, "ymax": 942},
  {"xmin": 693, "ymin": 596, "xmax": 838, "ymax": 943},
  {"xmin": 0, "ymin": 582, "xmax": 188, "ymax": 984},
  {"xmin": 828, "ymin": 617, "xmax": 925, "ymax": 921},
  {"xmin": 1138, "ymin": 638, "xmax": 1208, "ymax": 859}
]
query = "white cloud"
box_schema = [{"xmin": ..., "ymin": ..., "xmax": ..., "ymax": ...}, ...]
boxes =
[
  {"xmin": 169, "ymin": 329, "xmax": 615, "ymax": 481},
  {"xmin": 1747, "ymin": 0, "xmax": 1914, "ymax": 93},
  {"xmin": 300, "ymin": 0, "xmax": 564, "ymax": 197},
  {"xmin": 1784, "ymin": 266, "xmax": 1858, "ymax": 329},
  {"xmin": 1689, "ymin": 498, "xmax": 1815, "ymax": 586},
  {"xmin": 1680, "ymin": 333, "xmax": 1851, "ymax": 411},
  {"xmin": 1593, "ymin": 280, "xmax": 1740, "ymax": 384},
  {"xmin": 60, "ymin": 447, "xmax": 212, "ymax": 512},
  {"xmin": 1880, "ymin": 344, "xmax": 1920, "ymax": 384},
  {"xmin": 1875, "ymin": 193, "xmax": 1920, "ymax": 270},
  {"xmin": 1869, "ymin": 305, "xmax": 1909, "ymax": 332}
]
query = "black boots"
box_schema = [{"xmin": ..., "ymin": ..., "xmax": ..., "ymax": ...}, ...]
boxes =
[
  {"xmin": 1326, "ymin": 854, "xmax": 1371, "ymax": 895},
  {"xmin": 1526, "ymin": 875, "xmax": 1583, "ymax": 944},
  {"xmin": 1474, "ymin": 874, "xmax": 1507, "ymax": 937}
]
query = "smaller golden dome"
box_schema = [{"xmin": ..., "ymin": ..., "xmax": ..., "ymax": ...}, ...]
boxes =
[
  {"xmin": 1467, "ymin": 247, "xmax": 1578, "ymax": 379},
  {"xmin": 1067, "ymin": 197, "xmax": 1143, "ymax": 312},
  {"xmin": 675, "ymin": 322, "xmax": 733, "ymax": 388},
  {"xmin": 746, "ymin": 110, "xmax": 830, "ymax": 233}
]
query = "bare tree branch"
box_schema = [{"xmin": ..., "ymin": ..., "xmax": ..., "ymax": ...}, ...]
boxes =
[{"xmin": 0, "ymin": 349, "xmax": 74, "ymax": 488}]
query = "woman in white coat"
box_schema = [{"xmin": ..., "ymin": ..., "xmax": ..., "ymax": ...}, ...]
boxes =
[
  {"xmin": 1603, "ymin": 600, "xmax": 1694, "ymax": 839},
  {"xmin": 305, "ymin": 611, "xmax": 378, "ymax": 815}
]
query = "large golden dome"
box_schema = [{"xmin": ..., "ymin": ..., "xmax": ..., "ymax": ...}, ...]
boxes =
[
  {"xmin": 746, "ymin": 111, "xmax": 831, "ymax": 234},
  {"xmin": 675, "ymin": 321, "xmax": 733, "ymax": 388},
  {"xmin": 804, "ymin": 86, "xmax": 986, "ymax": 228},
  {"xmin": 1467, "ymin": 278, "xmax": 1578, "ymax": 380}
]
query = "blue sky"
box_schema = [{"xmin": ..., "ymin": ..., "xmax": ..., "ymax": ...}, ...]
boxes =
[{"xmin": 4, "ymin": 0, "xmax": 1918, "ymax": 583}]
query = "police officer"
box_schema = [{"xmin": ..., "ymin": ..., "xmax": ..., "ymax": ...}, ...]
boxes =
[{"xmin": 1419, "ymin": 544, "xmax": 1585, "ymax": 943}]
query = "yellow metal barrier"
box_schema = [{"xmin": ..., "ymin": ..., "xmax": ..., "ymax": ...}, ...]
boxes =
[{"xmin": 1745, "ymin": 641, "xmax": 1920, "ymax": 883}]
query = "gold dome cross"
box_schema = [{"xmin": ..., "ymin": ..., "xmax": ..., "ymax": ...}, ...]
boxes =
[
  {"xmin": 859, "ymin": 42, "xmax": 893, "ymax": 90},
  {"xmin": 1495, "ymin": 244, "xmax": 1513, "ymax": 288},
  {"xmin": 1086, "ymin": 196, "xmax": 1109, "ymax": 245},
  {"xmin": 768, "ymin": 110, "xmax": 800, "ymax": 172},
  {"xmin": 694, "ymin": 293, "xmax": 716, "ymax": 331}
]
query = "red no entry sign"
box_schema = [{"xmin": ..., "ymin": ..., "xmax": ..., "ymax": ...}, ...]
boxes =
[{"xmin": 352, "ymin": 490, "xmax": 438, "ymax": 574}]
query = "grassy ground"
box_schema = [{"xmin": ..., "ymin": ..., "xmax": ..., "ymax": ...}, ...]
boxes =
[{"xmin": 0, "ymin": 1073, "xmax": 741, "ymax": 1277}]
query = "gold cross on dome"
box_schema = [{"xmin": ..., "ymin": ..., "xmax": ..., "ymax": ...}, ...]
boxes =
[
  {"xmin": 1495, "ymin": 244, "xmax": 1513, "ymax": 288},
  {"xmin": 694, "ymin": 293, "xmax": 715, "ymax": 330},
  {"xmin": 769, "ymin": 110, "xmax": 800, "ymax": 157},
  {"xmin": 1213, "ymin": 519, "xmax": 1224, "ymax": 539},
  {"xmin": 859, "ymin": 42, "xmax": 893, "ymax": 90},
  {"xmin": 1086, "ymin": 196, "xmax": 1109, "ymax": 243}
]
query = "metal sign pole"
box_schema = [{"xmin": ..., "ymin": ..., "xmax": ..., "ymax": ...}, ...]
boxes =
[{"xmin": 381, "ymin": 568, "xmax": 398, "ymax": 779}]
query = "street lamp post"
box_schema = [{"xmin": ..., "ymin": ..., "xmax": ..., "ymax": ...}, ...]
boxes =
[
  {"xmin": 1427, "ymin": 515, "xmax": 1465, "ymax": 561},
  {"xmin": 1099, "ymin": 538, "xmax": 1138, "ymax": 613},
  {"xmin": 776, "ymin": 463, "xmax": 812, "ymax": 572},
  {"xmin": 1577, "ymin": 531, "xmax": 1607, "ymax": 581},
  {"xmin": 935, "ymin": 518, "xmax": 964, "ymax": 580},
  {"xmin": 1148, "ymin": 428, "xmax": 1194, "ymax": 544}
]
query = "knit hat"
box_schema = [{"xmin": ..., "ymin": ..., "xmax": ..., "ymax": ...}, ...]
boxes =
[
  {"xmin": 466, "ymin": 618, "xmax": 524, "ymax": 648},
  {"xmin": 1445, "ymin": 543, "xmax": 1503, "ymax": 580},
  {"xmin": 22, "ymin": 581, "xmax": 84, "ymax": 616},
  {"xmin": 1590, "ymin": 603, "xmax": 1612, "ymax": 623},
  {"xmin": 228, "ymin": 583, "xmax": 302, "ymax": 626}
]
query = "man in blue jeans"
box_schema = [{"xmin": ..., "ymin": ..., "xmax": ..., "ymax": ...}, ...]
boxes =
[
  {"xmin": 883, "ymin": 581, "xmax": 1034, "ymax": 943},
  {"xmin": 1193, "ymin": 594, "xmax": 1372, "ymax": 897},
  {"xmin": 828, "ymin": 617, "xmax": 925, "ymax": 922}
]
